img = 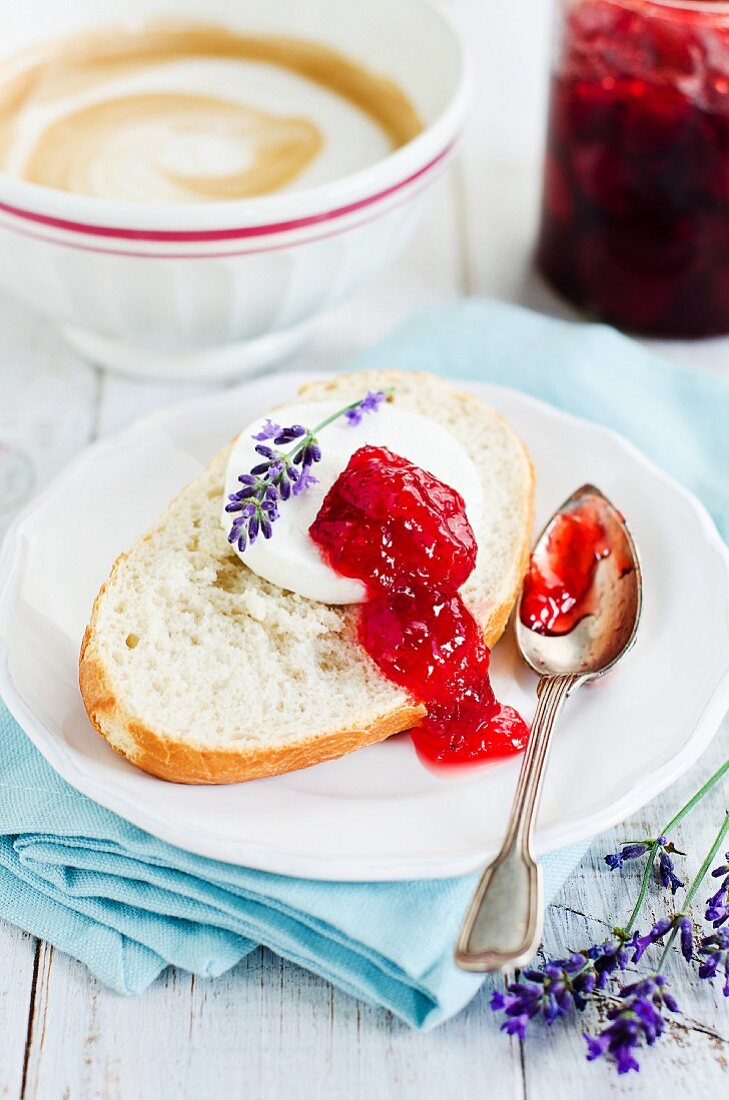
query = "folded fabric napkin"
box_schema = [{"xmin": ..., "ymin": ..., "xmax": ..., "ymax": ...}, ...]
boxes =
[
  {"xmin": 0, "ymin": 707, "xmax": 588, "ymax": 1026},
  {"xmin": 1, "ymin": 299, "xmax": 727, "ymax": 1029}
]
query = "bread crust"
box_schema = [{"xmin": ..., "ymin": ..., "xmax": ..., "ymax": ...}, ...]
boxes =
[
  {"xmin": 79, "ymin": 371, "xmax": 535, "ymax": 785},
  {"xmin": 80, "ymin": 640, "xmax": 425, "ymax": 784}
]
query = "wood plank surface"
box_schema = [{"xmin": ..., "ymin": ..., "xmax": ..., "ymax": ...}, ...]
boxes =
[{"xmin": 0, "ymin": 927, "xmax": 37, "ymax": 1099}]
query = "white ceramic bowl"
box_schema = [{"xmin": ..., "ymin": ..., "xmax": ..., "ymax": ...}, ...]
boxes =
[{"xmin": 0, "ymin": 0, "xmax": 471, "ymax": 380}]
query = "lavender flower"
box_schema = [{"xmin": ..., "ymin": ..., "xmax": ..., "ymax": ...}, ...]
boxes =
[
  {"xmin": 252, "ymin": 418, "xmax": 281, "ymax": 441},
  {"xmin": 225, "ymin": 390, "xmax": 391, "ymax": 550},
  {"xmin": 587, "ymin": 938, "xmax": 632, "ymax": 987},
  {"xmin": 697, "ymin": 929, "xmax": 729, "ymax": 996},
  {"xmin": 605, "ymin": 842, "xmax": 652, "ymax": 870},
  {"xmin": 294, "ymin": 440, "xmax": 322, "ymax": 467},
  {"xmin": 584, "ymin": 975, "xmax": 679, "ymax": 1075},
  {"xmin": 705, "ymin": 851, "xmax": 729, "ymax": 927},
  {"xmin": 659, "ymin": 850, "xmax": 685, "ymax": 895},
  {"xmin": 292, "ymin": 469, "xmax": 318, "ymax": 497},
  {"xmin": 273, "ymin": 424, "xmax": 306, "ymax": 445},
  {"xmin": 604, "ymin": 835, "xmax": 684, "ymax": 897},
  {"xmin": 490, "ymin": 946, "xmax": 632, "ymax": 1039},
  {"xmin": 489, "ymin": 986, "xmax": 538, "ymax": 1040},
  {"xmin": 344, "ymin": 389, "xmax": 387, "ymax": 426},
  {"xmin": 679, "ymin": 917, "xmax": 694, "ymax": 963},
  {"xmin": 226, "ymin": 438, "xmax": 317, "ymax": 551},
  {"xmin": 630, "ymin": 917, "xmax": 673, "ymax": 962},
  {"xmin": 490, "ymin": 955, "xmax": 586, "ymax": 1038},
  {"xmin": 630, "ymin": 914, "xmax": 692, "ymax": 964}
]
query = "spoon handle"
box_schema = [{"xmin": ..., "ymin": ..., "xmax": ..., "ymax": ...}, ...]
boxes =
[{"xmin": 454, "ymin": 673, "xmax": 582, "ymax": 972}]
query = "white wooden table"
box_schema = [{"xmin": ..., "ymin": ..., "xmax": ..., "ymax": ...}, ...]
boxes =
[{"xmin": 0, "ymin": 3, "xmax": 727, "ymax": 1095}]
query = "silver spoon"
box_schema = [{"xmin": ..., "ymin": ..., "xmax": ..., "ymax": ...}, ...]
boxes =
[{"xmin": 454, "ymin": 484, "xmax": 642, "ymax": 973}]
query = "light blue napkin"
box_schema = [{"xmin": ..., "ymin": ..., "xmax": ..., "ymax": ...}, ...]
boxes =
[
  {"xmin": 0, "ymin": 707, "xmax": 587, "ymax": 1027},
  {"xmin": 0, "ymin": 299, "xmax": 726, "ymax": 1028}
]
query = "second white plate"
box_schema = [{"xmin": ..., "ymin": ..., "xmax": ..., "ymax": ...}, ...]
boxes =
[{"xmin": 1, "ymin": 372, "xmax": 728, "ymax": 880}]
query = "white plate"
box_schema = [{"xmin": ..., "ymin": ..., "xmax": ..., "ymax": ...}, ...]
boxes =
[{"xmin": 1, "ymin": 372, "xmax": 729, "ymax": 881}]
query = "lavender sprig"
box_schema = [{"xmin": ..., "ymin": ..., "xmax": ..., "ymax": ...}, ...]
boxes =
[
  {"xmin": 655, "ymin": 812, "xmax": 729, "ymax": 973},
  {"xmin": 695, "ymin": 842, "xmax": 729, "ymax": 995},
  {"xmin": 490, "ymin": 955, "xmax": 597, "ymax": 1037},
  {"xmin": 659, "ymin": 850, "xmax": 685, "ymax": 895},
  {"xmin": 587, "ymin": 938, "xmax": 634, "ymax": 986},
  {"xmin": 604, "ymin": 840, "xmax": 654, "ymax": 871},
  {"xmin": 225, "ymin": 389, "xmax": 392, "ymax": 551},
  {"xmin": 344, "ymin": 389, "xmax": 387, "ymax": 425},
  {"xmin": 604, "ymin": 835, "xmax": 684, "ymax": 895},
  {"xmin": 490, "ymin": 940, "xmax": 632, "ymax": 1040},
  {"xmin": 490, "ymin": 760, "xmax": 729, "ymax": 1076},
  {"xmin": 584, "ymin": 975, "xmax": 679, "ymax": 1076},
  {"xmin": 618, "ymin": 760, "xmax": 729, "ymax": 939},
  {"xmin": 630, "ymin": 914, "xmax": 693, "ymax": 964}
]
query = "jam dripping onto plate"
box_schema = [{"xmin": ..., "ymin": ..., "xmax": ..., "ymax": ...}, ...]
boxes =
[{"xmin": 309, "ymin": 445, "xmax": 528, "ymax": 767}]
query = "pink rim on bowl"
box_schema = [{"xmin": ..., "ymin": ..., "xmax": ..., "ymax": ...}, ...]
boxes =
[{"xmin": 0, "ymin": 144, "xmax": 455, "ymax": 245}]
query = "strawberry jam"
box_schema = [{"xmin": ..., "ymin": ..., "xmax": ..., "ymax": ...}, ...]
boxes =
[
  {"xmin": 537, "ymin": 0, "xmax": 729, "ymax": 337},
  {"xmin": 520, "ymin": 501, "xmax": 611, "ymax": 636},
  {"xmin": 309, "ymin": 446, "xmax": 528, "ymax": 766}
]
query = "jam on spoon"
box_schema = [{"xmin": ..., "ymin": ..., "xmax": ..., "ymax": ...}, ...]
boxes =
[
  {"xmin": 309, "ymin": 445, "xmax": 528, "ymax": 767},
  {"xmin": 520, "ymin": 492, "xmax": 634, "ymax": 637}
]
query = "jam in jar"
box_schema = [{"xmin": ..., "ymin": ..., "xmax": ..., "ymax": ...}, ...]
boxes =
[{"xmin": 537, "ymin": 0, "xmax": 729, "ymax": 337}]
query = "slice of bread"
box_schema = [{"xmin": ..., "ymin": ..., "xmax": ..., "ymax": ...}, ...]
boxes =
[{"xmin": 80, "ymin": 371, "xmax": 535, "ymax": 784}]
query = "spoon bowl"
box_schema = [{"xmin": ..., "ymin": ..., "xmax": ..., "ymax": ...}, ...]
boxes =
[{"xmin": 516, "ymin": 484, "xmax": 642, "ymax": 681}]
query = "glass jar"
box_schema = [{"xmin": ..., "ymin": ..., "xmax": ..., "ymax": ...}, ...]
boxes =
[{"xmin": 536, "ymin": 0, "xmax": 729, "ymax": 337}]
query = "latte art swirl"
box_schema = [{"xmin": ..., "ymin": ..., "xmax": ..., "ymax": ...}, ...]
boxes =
[
  {"xmin": 24, "ymin": 94, "xmax": 322, "ymax": 202},
  {"xmin": 0, "ymin": 24, "xmax": 422, "ymax": 203}
]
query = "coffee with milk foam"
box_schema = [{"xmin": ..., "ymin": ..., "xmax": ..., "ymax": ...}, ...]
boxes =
[{"xmin": 0, "ymin": 23, "xmax": 423, "ymax": 202}]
